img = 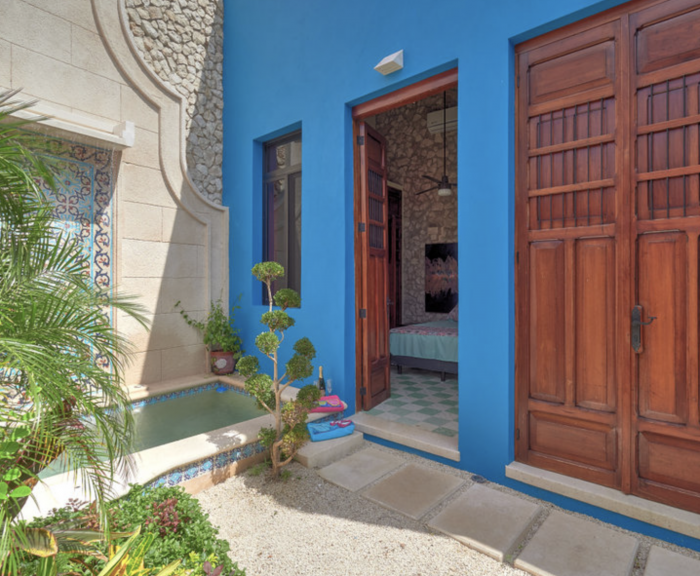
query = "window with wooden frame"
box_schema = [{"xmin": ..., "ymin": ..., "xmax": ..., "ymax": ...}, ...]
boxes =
[{"xmin": 263, "ymin": 131, "xmax": 301, "ymax": 299}]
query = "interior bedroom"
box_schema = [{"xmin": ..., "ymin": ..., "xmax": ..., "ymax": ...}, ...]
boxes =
[{"xmin": 363, "ymin": 87, "xmax": 459, "ymax": 440}]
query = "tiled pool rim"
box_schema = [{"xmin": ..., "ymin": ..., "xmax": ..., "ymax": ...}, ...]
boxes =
[
  {"xmin": 21, "ymin": 374, "xmax": 344, "ymax": 520},
  {"xmin": 130, "ymin": 380, "xmax": 251, "ymax": 410},
  {"xmin": 144, "ymin": 380, "xmax": 342, "ymax": 489},
  {"xmin": 132, "ymin": 380, "xmax": 265, "ymax": 489},
  {"xmin": 133, "ymin": 374, "xmax": 344, "ymax": 489}
]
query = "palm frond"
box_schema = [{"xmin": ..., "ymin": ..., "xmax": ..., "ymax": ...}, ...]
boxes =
[{"xmin": 0, "ymin": 92, "xmax": 149, "ymax": 549}]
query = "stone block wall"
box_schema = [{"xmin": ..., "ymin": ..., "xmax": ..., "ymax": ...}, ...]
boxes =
[
  {"xmin": 373, "ymin": 90, "xmax": 458, "ymax": 324},
  {"xmin": 0, "ymin": 0, "xmax": 228, "ymax": 387},
  {"xmin": 126, "ymin": 0, "xmax": 224, "ymax": 205}
]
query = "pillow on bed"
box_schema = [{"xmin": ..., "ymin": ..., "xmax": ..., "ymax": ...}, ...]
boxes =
[{"xmin": 448, "ymin": 304, "xmax": 458, "ymax": 321}]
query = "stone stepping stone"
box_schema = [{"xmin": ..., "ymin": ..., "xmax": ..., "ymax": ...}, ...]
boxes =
[
  {"xmin": 317, "ymin": 447, "xmax": 403, "ymax": 492},
  {"xmin": 362, "ymin": 463, "xmax": 464, "ymax": 520},
  {"xmin": 427, "ymin": 484, "xmax": 542, "ymax": 562},
  {"xmin": 644, "ymin": 546, "xmax": 700, "ymax": 576},
  {"xmin": 515, "ymin": 510, "xmax": 639, "ymax": 576}
]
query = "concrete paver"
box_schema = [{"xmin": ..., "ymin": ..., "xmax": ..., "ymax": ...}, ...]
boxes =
[
  {"xmin": 308, "ymin": 445, "xmax": 700, "ymax": 576},
  {"xmin": 643, "ymin": 545, "xmax": 700, "ymax": 576},
  {"xmin": 428, "ymin": 483, "xmax": 542, "ymax": 562},
  {"xmin": 515, "ymin": 510, "xmax": 639, "ymax": 576},
  {"xmin": 317, "ymin": 447, "xmax": 403, "ymax": 492},
  {"xmin": 362, "ymin": 462, "xmax": 464, "ymax": 520}
]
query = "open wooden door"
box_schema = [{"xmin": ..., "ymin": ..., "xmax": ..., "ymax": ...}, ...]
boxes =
[
  {"xmin": 516, "ymin": 0, "xmax": 700, "ymax": 513},
  {"xmin": 357, "ymin": 123, "xmax": 391, "ymax": 410}
]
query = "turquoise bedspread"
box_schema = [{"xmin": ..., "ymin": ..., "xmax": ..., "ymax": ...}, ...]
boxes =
[{"xmin": 389, "ymin": 320, "xmax": 458, "ymax": 363}]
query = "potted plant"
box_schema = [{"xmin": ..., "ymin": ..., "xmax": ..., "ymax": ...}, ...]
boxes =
[{"xmin": 175, "ymin": 298, "xmax": 244, "ymax": 375}]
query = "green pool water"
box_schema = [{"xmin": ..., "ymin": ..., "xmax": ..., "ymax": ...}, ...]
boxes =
[
  {"xmin": 130, "ymin": 387, "xmax": 265, "ymax": 452},
  {"xmin": 39, "ymin": 386, "xmax": 266, "ymax": 479}
]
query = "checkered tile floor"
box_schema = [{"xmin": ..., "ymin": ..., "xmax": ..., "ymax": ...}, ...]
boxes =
[{"xmin": 366, "ymin": 367, "xmax": 458, "ymax": 438}]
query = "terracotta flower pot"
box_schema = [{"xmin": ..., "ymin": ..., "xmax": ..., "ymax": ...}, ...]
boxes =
[{"xmin": 210, "ymin": 350, "xmax": 236, "ymax": 375}]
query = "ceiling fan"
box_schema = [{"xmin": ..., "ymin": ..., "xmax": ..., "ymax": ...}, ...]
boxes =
[{"xmin": 416, "ymin": 90, "xmax": 456, "ymax": 197}]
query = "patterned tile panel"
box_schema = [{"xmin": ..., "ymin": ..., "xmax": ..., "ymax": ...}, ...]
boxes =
[{"xmin": 31, "ymin": 135, "xmax": 115, "ymax": 370}]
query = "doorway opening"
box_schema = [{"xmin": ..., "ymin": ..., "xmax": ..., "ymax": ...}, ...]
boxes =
[{"xmin": 353, "ymin": 69, "xmax": 459, "ymax": 457}]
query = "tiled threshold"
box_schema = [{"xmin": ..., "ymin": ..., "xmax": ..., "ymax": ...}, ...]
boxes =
[
  {"xmin": 351, "ymin": 412, "xmax": 460, "ymax": 462},
  {"xmin": 506, "ymin": 461, "xmax": 700, "ymax": 540}
]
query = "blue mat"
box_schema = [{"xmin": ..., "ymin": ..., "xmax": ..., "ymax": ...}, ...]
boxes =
[{"xmin": 307, "ymin": 421, "xmax": 355, "ymax": 442}]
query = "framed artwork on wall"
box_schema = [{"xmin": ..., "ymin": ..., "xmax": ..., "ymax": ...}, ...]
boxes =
[{"xmin": 425, "ymin": 242, "xmax": 458, "ymax": 313}]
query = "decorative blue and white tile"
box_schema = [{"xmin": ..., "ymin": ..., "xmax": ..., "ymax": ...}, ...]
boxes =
[
  {"xmin": 30, "ymin": 135, "xmax": 115, "ymax": 370},
  {"xmin": 131, "ymin": 382, "xmax": 245, "ymax": 409}
]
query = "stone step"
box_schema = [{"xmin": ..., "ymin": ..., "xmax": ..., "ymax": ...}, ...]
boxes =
[
  {"xmin": 295, "ymin": 431, "xmax": 364, "ymax": 469},
  {"xmin": 318, "ymin": 447, "xmax": 404, "ymax": 492},
  {"xmin": 351, "ymin": 412, "xmax": 459, "ymax": 461}
]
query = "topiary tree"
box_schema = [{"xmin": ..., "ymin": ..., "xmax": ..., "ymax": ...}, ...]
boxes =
[{"xmin": 236, "ymin": 262, "xmax": 321, "ymax": 479}]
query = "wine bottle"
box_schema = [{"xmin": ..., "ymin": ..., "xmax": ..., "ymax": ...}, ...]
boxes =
[{"xmin": 318, "ymin": 366, "xmax": 326, "ymax": 394}]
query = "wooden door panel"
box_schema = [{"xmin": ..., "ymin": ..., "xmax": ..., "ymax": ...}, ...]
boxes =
[
  {"xmin": 369, "ymin": 256, "xmax": 388, "ymax": 360},
  {"xmin": 637, "ymin": 232, "xmax": 688, "ymax": 424},
  {"xmin": 529, "ymin": 411, "xmax": 617, "ymax": 472},
  {"xmin": 636, "ymin": 6, "xmax": 700, "ymax": 75},
  {"xmin": 576, "ymin": 237, "xmax": 616, "ymax": 412},
  {"xmin": 638, "ymin": 431, "xmax": 700, "ymax": 495},
  {"xmin": 527, "ymin": 25, "xmax": 616, "ymax": 107},
  {"xmin": 529, "ymin": 241, "xmax": 566, "ymax": 403}
]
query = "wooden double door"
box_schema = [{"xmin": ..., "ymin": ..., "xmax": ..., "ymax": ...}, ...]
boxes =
[{"xmin": 516, "ymin": 0, "xmax": 700, "ymax": 512}]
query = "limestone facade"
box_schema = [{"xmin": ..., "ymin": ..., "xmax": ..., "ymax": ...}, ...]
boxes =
[
  {"xmin": 373, "ymin": 90, "xmax": 459, "ymax": 325},
  {"xmin": 125, "ymin": 0, "xmax": 224, "ymax": 205},
  {"xmin": 0, "ymin": 0, "xmax": 228, "ymax": 386}
]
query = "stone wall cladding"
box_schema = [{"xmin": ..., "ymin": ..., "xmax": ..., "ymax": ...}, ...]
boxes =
[
  {"xmin": 374, "ymin": 90, "xmax": 458, "ymax": 325},
  {"xmin": 125, "ymin": 0, "xmax": 223, "ymax": 205}
]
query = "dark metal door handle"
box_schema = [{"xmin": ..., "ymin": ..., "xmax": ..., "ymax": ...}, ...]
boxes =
[{"xmin": 631, "ymin": 305, "xmax": 656, "ymax": 353}]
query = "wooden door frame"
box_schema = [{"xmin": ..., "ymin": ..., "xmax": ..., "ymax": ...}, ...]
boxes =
[
  {"xmin": 352, "ymin": 68, "xmax": 458, "ymax": 411},
  {"xmin": 388, "ymin": 184, "xmax": 403, "ymax": 329}
]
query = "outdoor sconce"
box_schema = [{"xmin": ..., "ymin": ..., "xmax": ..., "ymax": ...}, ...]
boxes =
[{"xmin": 374, "ymin": 50, "xmax": 404, "ymax": 75}]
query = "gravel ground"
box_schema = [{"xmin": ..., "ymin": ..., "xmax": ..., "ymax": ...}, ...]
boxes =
[{"xmin": 196, "ymin": 442, "xmax": 700, "ymax": 576}]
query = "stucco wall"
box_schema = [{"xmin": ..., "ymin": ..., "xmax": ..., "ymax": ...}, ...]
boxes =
[
  {"xmin": 125, "ymin": 0, "xmax": 224, "ymax": 205},
  {"xmin": 373, "ymin": 90, "xmax": 458, "ymax": 324},
  {"xmin": 0, "ymin": 0, "xmax": 228, "ymax": 387},
  {"xmin": 223, "ymin": 0, "xmax": 631, "ymax": 504}
]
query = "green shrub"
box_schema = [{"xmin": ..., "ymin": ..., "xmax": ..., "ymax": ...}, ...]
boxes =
[{"xmin": 20, "ymin": 485, "xmax": 245, "ymax": 576}]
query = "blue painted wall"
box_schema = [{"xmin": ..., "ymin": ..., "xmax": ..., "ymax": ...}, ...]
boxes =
[{"xmin": 220, "ymin": 0, "xmax": 700, "ymax": 544}]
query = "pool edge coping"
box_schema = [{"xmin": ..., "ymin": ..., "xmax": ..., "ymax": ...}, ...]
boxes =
[{"xmin": 21, "ymin": 373, "xmax": 344, "ymax": 520}]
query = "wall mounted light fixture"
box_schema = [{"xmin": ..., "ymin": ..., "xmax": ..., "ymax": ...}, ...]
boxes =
[{"xmin": 374, "ymin": 50, "xmax": 404, "ymax": 75}]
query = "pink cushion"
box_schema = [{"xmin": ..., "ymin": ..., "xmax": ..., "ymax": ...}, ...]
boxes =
[{"xmin": 310, "ymin": 395, "xmax": 344, "ymax": 413}]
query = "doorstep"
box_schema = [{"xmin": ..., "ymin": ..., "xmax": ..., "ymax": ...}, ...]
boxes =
[
  {"xmin": 351, "ymin": 412, "xmax": 459, "ymax": 461},
  {"xmin": 506, "ymin": 461, "xmax": 700, "ymax": 540}
]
